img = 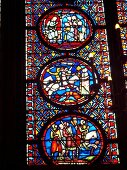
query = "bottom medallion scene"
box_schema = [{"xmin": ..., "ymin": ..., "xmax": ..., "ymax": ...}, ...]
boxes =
[{"xmin": 38, "ymin": 113, "xmax": 106, "ymax": 165}]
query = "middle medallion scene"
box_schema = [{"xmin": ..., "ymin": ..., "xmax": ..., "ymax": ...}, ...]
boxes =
[{"xmin": 38, "ymin": 57, "xmax": 100, "ymax": 107}]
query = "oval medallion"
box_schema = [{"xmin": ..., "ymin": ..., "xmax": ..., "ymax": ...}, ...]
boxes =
[
  {"xmin": 38, "ymin": 57, "xmax": 100, "ymax": 107},
  {"xmin": 38, "ymin": 114, "xmax": 105, "ymax": 165},
  {"xmin": 37, "ymin": 6, "xmax": 94, "ymax": 51}
]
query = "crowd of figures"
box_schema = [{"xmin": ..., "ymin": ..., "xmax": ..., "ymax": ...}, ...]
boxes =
[{"xmin": 48, "ymin": 117, "xmax": 101, "ymax": 161}]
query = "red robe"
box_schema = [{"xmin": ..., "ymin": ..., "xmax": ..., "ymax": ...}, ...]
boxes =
[
  {"xmin": 51, "ymin": 130, "xmax": 62, "ymax": 153},
  {"xmin": 75, "ymin": 125, "xmax": 82, "ymax": 146},
  {"xmin": 63, "ymin": 127, "xmax": 75, "ymax": 148}
]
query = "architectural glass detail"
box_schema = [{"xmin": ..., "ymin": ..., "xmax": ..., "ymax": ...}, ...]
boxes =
[{"xmin": 25, "ymin": 0, "xmax": 120, "ymax": 165}]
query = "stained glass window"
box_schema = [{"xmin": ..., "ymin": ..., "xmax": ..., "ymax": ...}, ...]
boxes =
[
  {"xmin": 38, "ymin": 57, "xmax": 99, "ymax": 107},
  {"xmin": 116, "ymin": 0, "xmax": 127, "ymax": 89},
  {"xmin": 39, "ymin": 114, "xmax": 105, "ymax": 165},
  {"xmin": 25, "ymin": 0, "xmax": 120, "ymax": 165}
]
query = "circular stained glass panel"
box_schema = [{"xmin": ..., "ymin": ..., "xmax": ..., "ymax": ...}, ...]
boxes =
[
  {"xmin": 38, "ymin": 57, "xmax": 100, "ymax": 107},
  {"xmin": 38, "ymin": 114, "xmax": 105, "ymax": 165},
  {"xmin": 37, "ymin": 6, "xmax": 94, "ymax": 51}
]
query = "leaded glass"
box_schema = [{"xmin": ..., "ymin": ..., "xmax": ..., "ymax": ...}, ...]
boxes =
[
  {"xmin": 38, "ymin": 57, "xmax": 99, "ymax": 107},
  {"xmin": 116, "ymin": 0, "xmax": 127, "ymax": 24},
  {"xmin": 119, "ymin": 27, "xmax": 127, "ymax": 55},
  {"xmin": 37, "ymin": 7, "xmax": 94, "ymax": 51},
  {"xmin": 116, "ymin": 0, "xmax": 127, "ymax": 90},
  {"xmin": 38, "ymin": 114, "xmax": 105, "ymax": 165},
  {"xmin": 26, "ymin": 0, "xmax": 120, "ymax": 165}
]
